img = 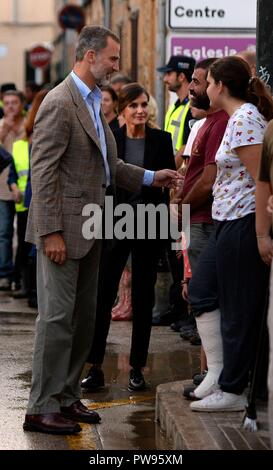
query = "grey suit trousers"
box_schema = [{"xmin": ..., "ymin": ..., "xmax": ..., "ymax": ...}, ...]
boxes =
[{"xmin": 27, "ymin": 240, "xmax": 102, "ymax": 414}]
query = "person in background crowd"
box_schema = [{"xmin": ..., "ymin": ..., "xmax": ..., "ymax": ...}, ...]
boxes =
[
  {"xmin": 0, "ymin": 145, "xmax": 12, "ymax": 174},
  {"xmin": 236, "ymin": 49, "xmax": 257, "ymax": 77},
  {"xmin": 0, "ymin": 90, "xmax": 26, "ymax": 291},
  {"xmin": 110, "ymin": 73, "xmax": 132, "ymax": 95},
  {"xmin": 188, "ymin": 56, "xmax": 273, "ymax": 412},
  {"xmin": 81, "ymin": 83, "xmax": 175, "ymax": 393},
  {"xmin": 0, "ymin": 83, "xmax": 17, "ymax": 119},
  {"xmin": 172, "ymin": 59, "xmax": 228, "ymax": 393},
  {"xmin": 147, "ymin": 95, "xmax": 159, "ymax": 129},
  {"xmin": 8, "ymin": 89, "xmax": 48, "ymax": 305},
  {"xmin": 255, "ymin": 120, "xmax": 273, "ymax": 448},
  {"xmin": 154, "ymin": 55, "xmax": 195, "ymax": 328},
  {"xmin": 157, "ymin": 55, "xmax": 195, "ymax": 168},
  {"xmin": 169, "ymin": 106, "xmax": 207, "ymax": 314},
  {"xmin": 101, "ymin": 85, "xmax": 119, "ymax": 132},
  {"xmin": 24, "ymin": 81, "xmax": 41, "ymax": 110}
]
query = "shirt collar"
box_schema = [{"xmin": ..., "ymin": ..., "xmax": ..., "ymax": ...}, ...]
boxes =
[
  {"xmin": 174, "ymin": 96, "xmax": 189, "ymax": 108},
  {"xmin": 70, "ymin": 70, "xmax": 102, "ymax": 102}
]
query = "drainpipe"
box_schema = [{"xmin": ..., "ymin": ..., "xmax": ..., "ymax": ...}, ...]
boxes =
[
  {"xmin": 12, "ymin": 0, "xmax": 18, "ymax": 23},
  {"xmin": 104, "ymin": 0, "xmax": 111, "ymax": 29},
  {"xmin": 156, "ymin": 0, "xmax": 166, "ymax": 129},
  {"xmin": 256, "ymin": 0, "xmax": 273, "ymax": 91},
  {"xmin": 62, "ymin": 0, "xmax": 68, "ymax": 78}
]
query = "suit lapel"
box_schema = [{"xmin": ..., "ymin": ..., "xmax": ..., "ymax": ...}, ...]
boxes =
[
  {"xmin": 65, "ymin": 75, "xmax": 102, "ymax": 151},
  {"xmin": 100, "ymin": 110, "xmax": 118, "ymax": 182},
  {"xmin": 76, "ymin": 102, "xmax": 102, "ymax": 151}
]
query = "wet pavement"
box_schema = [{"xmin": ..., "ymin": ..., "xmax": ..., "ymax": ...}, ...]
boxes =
[
  {"xmin": 157, "ymin": 380, "xmax": 271, "ymax": 450},
  {"xmin": 2, "ymin": 291, "xmax": 270, "ymax": 452},
  {"xmin": 0, "ymin": 293, "xmax": 200, "ymax": 450}
]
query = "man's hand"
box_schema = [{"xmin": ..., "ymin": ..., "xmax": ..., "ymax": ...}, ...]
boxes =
[
  {"xmin": 43, "ymin": 232, "xmax": 67, "ymax": 265},
  {"xmin": 0, "ymin": 115, "xmax": 15, "ymax": 141},
  {"xmin": 182, "ymin": 283, "xmax": 189, "ymax": 302},
  {"xmin": 152, "ymin": 169, "xmax": 182, "ymax": 189},
  {"xmin": 257, "ymin": 236, "xmax": 273, "ymax": 266},
  {"xmin": 11, "ymin": 184, "xmax": 23, "ymax": 203},
  {"xmin": 267, "ymin": 195, "xmax": 273, "ymax": 214},
  {"xmin": 175, "ymin": 146, "xmax": 186, "ymax": 169}
]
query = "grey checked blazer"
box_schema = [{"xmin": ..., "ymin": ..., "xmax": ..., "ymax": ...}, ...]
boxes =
[{"xmin": 26, "ymin": 75, "xmax": 145, "ymax": 259}]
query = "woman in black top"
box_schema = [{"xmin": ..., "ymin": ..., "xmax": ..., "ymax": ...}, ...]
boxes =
[{"xmin": 81, "ymin": 83, "xmax": 175, "ymax": 392}]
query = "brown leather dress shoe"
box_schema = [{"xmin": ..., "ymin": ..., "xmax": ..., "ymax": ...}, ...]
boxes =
[
  {"xmin": 23, "ymin": 412, "xmax": 82, "ymax": 435},
  {"xmin": 61, "ymin": 400, "xmax": 101, "ymax": 424}
]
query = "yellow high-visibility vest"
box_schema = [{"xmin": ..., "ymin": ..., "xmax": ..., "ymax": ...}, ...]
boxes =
[
  {"xmin": 12, "ymin": 139, "xmax": 29, "ymax": 213},
  {"xmin": 164, "ymin": 100, "xmax": 190, "ymax": 152}
]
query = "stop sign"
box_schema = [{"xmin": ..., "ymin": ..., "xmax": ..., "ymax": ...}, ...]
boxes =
[{"xmin": 29, "ymin": 45, "xmax": 51, "ymax": 69}]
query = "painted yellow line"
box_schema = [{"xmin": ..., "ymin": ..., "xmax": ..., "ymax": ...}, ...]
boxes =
[
  {"xmin": 66, "ymin": 423, "xmax": 97, "ymax": 450},
  {"xmin": 66, "ymin": 394, "xmax": 154, "ymax": 450},
  {"xmin": 87, "ymin": 393, "xmax": 154, "ymax": 410}
]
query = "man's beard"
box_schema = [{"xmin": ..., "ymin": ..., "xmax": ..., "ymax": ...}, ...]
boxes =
[
  {"xmin": 168, "ymin": 82, "xmax": 181, "ymax": 93},
  {"xmin": 190, "ymin": 92, "xmax": 210, "ymax": 111},
  {"xmin": 91, "ymin": 67, "xmax": 108, "ymax": 85}
]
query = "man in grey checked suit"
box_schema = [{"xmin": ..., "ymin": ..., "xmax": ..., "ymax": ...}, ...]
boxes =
[{"xmin": 23, "ymin": 25, "xmax": 179, "ymax": 435}]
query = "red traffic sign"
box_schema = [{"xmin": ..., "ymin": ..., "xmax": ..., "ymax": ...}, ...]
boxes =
[
  {"xmin": 58, "ymin": 5, "xmax": 85, "ymax": 32},
  {"xmin": 28, "ymin": 45, "xmax": 52, "ymax": 69}
]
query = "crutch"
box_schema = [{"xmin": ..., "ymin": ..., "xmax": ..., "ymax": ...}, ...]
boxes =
[{"xmin": 242, "ymin": 292, "xmax": 269, "ymax": 432}]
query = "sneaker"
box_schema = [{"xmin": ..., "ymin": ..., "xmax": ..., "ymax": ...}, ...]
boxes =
[
  {"xmin": 170, "ymin": 316, "xmax": 194, "ymax": 331},
  {"xmin": 192, "ymin": 370, "xmax": 207, "ymax": 386},
  {"xmin": 28, "ymin": 295, "xmax": 38, "ymax": 309},
  {"xmin": 190, "ymin": 390, "xmax": 247, "ymax": 412},
  {"xmin": 189, "ymin": 332, "xmax": 201, "ymax": 346},
  {"xmin": 152, "ymin": 310, "xmax": 177, "ymax": 326},
  {"xmin": 81, "ymin": 366, "xmax": 105, "ymax": 391},
  {"xmin": 183, "ymin": 384, "xmax": 198, "ymax": 400},
  {"xmin": 128, "ymin": 368, "xmax": 146, "ymax": 391},
  {"xmin": 180, "ymin": 326, "xmax": 198, "ymax": 340}
]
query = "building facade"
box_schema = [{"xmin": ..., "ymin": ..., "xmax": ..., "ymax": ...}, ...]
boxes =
[
  {"xmin": 0, "ymin": 0, "xmax": 159, "ymax": 95},
  {"xmin": 82, "ymin": 0, "xmax": 159, "ymax": 96},
  {"xmin": 0, "ymin": 0, "xmax": 57, "ymax": 90}
]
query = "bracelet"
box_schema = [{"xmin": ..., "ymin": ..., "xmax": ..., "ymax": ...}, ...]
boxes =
[
  {"xmin": 256, "ymin": 235, "xmax": 270, "ymax": 239},
  {"xmin": 181, "ymin": 279, "xmax": 189, "ymax": 286}
]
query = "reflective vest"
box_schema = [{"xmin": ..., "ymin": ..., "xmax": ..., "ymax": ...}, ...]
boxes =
[
  {"xmin": 12, "ymin": 139, "xmax": 29, "ymax": 212},
  {"xmin": 164, "ymin": 100, "xmax": 190, "ymax": 152}
]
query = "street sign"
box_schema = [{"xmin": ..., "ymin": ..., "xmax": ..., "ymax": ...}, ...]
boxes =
[
  {"xmin": 58, "ymin": 5, "xmax": 85, "ymax": 32},
  {"xmin": 167, "ymin": 34, "xmax": 256, "ymax": 62},
  {"xmin": 28, "ymin": 45, "xmax": 52, "ymax": 69},
  {"xmin": 169, "ymin": 0, "xmax": 257, "ymax": 30}
]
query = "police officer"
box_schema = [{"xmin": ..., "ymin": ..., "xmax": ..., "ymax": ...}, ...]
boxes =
[{"xmin": 158, "ymin": 55, "xmax": 195, "ymax": 168}]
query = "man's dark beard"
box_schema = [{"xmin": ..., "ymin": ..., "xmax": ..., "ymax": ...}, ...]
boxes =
[{"xmin": 190, "ymin": 92, "xmax": 210, "ymax": 111}]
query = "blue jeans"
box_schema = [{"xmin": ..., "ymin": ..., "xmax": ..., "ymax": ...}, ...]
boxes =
[{"xmin": 0, "ymin": 200, "xmax": 15, "ymax": 279}]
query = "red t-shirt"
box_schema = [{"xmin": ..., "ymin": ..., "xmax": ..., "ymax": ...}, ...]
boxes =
[{"xmin": 182, "ymin": 110, "xmax": 228, "ymax": 224}]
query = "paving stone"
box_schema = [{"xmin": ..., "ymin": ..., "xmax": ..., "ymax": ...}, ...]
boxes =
[{"xmin": 156, "ymin": 380, "xmax": 271, "ymax": 450}]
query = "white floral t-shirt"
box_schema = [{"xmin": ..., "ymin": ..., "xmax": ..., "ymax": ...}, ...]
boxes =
[{"xmin": 212, "ymin": 103, "xmax": 267, "ymax": 221}]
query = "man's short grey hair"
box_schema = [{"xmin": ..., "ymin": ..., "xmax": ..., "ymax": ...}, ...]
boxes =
[{"xmin": 75, "ymin": 25, "xmax": 120, "ymax": 62}]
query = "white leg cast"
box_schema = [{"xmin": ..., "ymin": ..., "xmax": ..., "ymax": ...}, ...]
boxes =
[{"xmin": 194, "ymin": 309, "xmax": 223, "ymax": 399}]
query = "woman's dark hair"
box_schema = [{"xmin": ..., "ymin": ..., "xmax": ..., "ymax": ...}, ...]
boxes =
[
  {"xmin": 209, "ymin": 56, "xmax": 273, "ymax": 121},
  {"xmin": 100, "ymin": 85, "xmax": 118, "ymax": 103},
  {"xmin": 117, "ymin": 82, "xmax": 149, "ymax": 114},
  {"xmin": 25, "ymin": 89, "xmax": 48, "ymax": 138}
]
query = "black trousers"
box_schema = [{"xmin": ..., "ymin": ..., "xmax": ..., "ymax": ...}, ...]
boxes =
[
  {"xmin": 14, "ymin": 211, "xmax": 32, "ymax": 285},
  {"xmin": 87, "ymin": 237, "xmax": 164, "ymax": 368},
  {"xmin": 188, "ymin": 214, "xmax": 269, "ymax": 394}
]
